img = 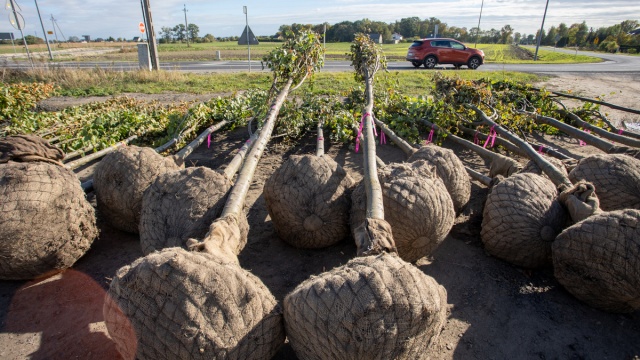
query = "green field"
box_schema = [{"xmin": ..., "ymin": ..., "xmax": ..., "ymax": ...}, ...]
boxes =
[{"xmin": 0, "ymin": 42, "xmax": 601, "ymax": 64}]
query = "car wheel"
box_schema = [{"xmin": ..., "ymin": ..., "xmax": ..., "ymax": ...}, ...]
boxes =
[
  {"xmin": 467, "ymin": 57, "xmax": 481, "ymax": 70},
  {"xmin": 423, "ymin": 56, "xmax": 437, "ymax": 69},
  {"xmin": 411, "ymin": 61, "xmax": 422, "ymax": 68}
]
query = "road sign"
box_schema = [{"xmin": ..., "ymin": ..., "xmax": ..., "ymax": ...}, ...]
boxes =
[
  {"xmin": 47, "ymin": 30, "xmax": 53, "ymax": 35},
  {"xmin": 139, "ymin": 22, "xmax": 145, "ymax": 33}
]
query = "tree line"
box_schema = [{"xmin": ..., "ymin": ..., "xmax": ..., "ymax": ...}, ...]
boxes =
[
  {"xmin": 277, "ymin": 17, "xmax": 640, "ymax": 53},
  {"xmin": 159, "ymin": 23, "xmax": 216, "ymax": 43}
]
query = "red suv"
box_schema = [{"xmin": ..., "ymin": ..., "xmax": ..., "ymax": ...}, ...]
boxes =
[{"xmin": 406, "ymin": 38, "xmax": 485, "ymax": 69}]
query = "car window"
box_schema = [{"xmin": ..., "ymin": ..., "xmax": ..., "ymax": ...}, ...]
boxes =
[
  {"xmin": 410, "ymin": 41, "xmax": 423, "ymax": 47},
  {"xmin": 451, "ymin": 42, "xmax": 465, "ymax": 50},
  {"xmin": 431, "ymin": 40, "xmax": 449, "ymax": 48}
]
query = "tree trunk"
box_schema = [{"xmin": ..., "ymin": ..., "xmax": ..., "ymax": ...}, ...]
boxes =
[
  {"xmin": 471, "ymin": 105, "xmax": 572, "ymax": 189},
  {"xmin": 557, "ymin": 110, "xmax": 640, "ymax": 148},
  {"xmin": 173, "ymin": 120, "xmax": 229, "ymax": 165},
  {"xmin": 316, "ymin": 120, "xmax": 325, "ymax": 157},
  {"xmin": 65, "ymin": 135, "xmax": 137, "ymax": 170}
]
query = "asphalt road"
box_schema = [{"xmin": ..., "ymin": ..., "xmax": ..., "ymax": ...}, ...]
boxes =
[{"xmin": 4, "ymin": 46, "xmax": 639, "ymax": 74}]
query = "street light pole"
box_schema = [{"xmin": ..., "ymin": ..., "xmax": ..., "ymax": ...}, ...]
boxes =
[
  {"xmin": 34, "ymin": 0, "xmax": 53, "ymax": 60},
  {"xmin": 474, "ymin": 0, "xmax": 484, "ymax": 48},
  {"xmin": 244, "ymin": 5, "xmax": 250, "ymax": 72},
  {"xmin": 8, "ymin": 0, "xmax": 33, "ymax": 67},
  {"xmin": 323, "ymin": 23, "xmax": 326, "ymax": 62},
  {"xmin": 534, "ymin": 0, "xmax": 550, "ymax": 61}
]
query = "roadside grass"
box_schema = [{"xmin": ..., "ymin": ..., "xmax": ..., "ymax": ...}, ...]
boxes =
[
  {"xmin": 1, "ymin": 42, "xmax": 601, "ymax": 63},
  {"xmin": 1, "ymin": 66, "xmax": 541, "ymax": 97}
]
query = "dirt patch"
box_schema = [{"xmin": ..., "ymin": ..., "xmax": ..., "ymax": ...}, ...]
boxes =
[
  {"xmin": 511, "ymin": 45, "xmax": 534, "ymax": 60},
  {"xmin": 1, "ymin": 74, "xmax": 640, "ymax": 359}
]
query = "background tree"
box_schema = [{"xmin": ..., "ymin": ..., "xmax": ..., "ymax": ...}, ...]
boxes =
[
  {"xmin": 173, "ymin": 24, "xmax": 186, "ymax": 41},
  {"xmin": 187, "ymin": 23, "xmax": 200, "ymax": 42},
  {"xmin": 160, "ymin": 26, "xmax": 173, "ymax": 43}
]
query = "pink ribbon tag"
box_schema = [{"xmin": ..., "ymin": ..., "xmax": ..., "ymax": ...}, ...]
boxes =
[
  {"xmin": 207, "ymin": 133, "xmax": 212, "ymax": 148},
  {"xmin": 483, "ymin": 126, "xmax": 497, "ymax": 149},
  {"xmin": 380, "ymin": 131, "xmax": 386, "ymax": 145},
  {"xmin": 318, "ymin": 137, "xmax": 324, "ymax": 141},
  {"xmin": 538, "ymin": 145, "xmax": 545, "ymax": 155},
  {"xmin": 425, "ymin": 128, "xmax": 434, "ymax": 145},
  {"xmin": 355, "ymin": 114, "xmax": 367, "ymax": 153},
  {"xmin": 618, "ymin": 129, "xmax": 624, "ymax": 135},
  {"xmin": 474, "ymin": 130, "xmax": 479, "ymax": 145}
]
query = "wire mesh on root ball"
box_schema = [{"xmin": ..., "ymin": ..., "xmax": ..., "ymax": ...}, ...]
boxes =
[
  {"xmin": 104, "ymin": 247, "xmax": 285, "ymax": 360},
  {"xmin": 0, "ymin": 135, "xmax": 98, "ymax": 280},
  {"xmin": 139, "ymin": 167, "xmax": 244, "ymax": 255},
  {"xmin": 481, "ymin": 172, "xmax": 568, "ymax": 268},
  {"xmin": 568, "ymin": 154, "xmax": 640, "ymax": 212},
  {"xmin": 93, "ymin": 145, "xmax": 182, "ymax": 234},
  {"xmin": 263, "ymin": 154, "xmax": 355, "ymax": 249},
  {"xmin": 283, "ymin": 250, "xmax": 447, "ymax": 360},
  {"xmin": 350, "ymin": 161, "xmax": 455, "ymax": 263},
  {"xmin": 407, "ymin": 144, "xmax": 471, "ymax": 213},
  {"xmin": 552, "ymin": 209, "xmax": 640, "ymax": 313}
]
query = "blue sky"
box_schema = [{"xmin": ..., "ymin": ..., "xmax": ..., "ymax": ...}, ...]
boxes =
[{"xmin": 2, "ymin": 0, "xmax": 639, "ymax": 40}]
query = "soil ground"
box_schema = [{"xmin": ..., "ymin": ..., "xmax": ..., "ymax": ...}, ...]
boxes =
[{"xmin": 1, "ymin": 73, "xmax": 640, "ymax": 359}]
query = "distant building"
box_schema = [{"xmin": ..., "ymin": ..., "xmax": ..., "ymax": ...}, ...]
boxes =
[
  {"xmin": 132, "ymin": 36, "xmax": 142, "ymax": 42},
  {"xmin": 630, "ymin": 28, "xmax": 640, "ymax": 36},
  {"xmin": 82, "ymin": 35, "xmax": 91, "ymax": 42},
  {"xmin": 392, "ymin": 33, "xmax": 403, "ymax": 41},
  {"xmin": 369, "ymin": 33, "xmax": 382, "ymax": 44}
]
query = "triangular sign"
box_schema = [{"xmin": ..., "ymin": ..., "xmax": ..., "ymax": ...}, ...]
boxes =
[{"xmin": 238, "ymin": 25, "xmax": 259, "ymax": 45}]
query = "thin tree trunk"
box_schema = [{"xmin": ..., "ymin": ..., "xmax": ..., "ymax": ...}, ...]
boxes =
[
  {"xmin": 422, "ymin": 119, "xmax": 512, "ymax": 165},
  {"xmin": 363, "ymin": 77, "xmax": 384, "ymax": 220},
  {"xmin": 532, "ymin": 87, "xmax": 640, "ymax": 116},
  {"xmin": 222, "ymin": 129, "xmax": 260, "ymax": 181},
  {"xmin": 316, "ymin": 120, "xmax": 325, "ymax": 157},
  {"xmin": 221, "ymin": 78, "xmax": 293, "ymax": 219},
  {"xmin": 557, "ymin": 109, "xmax": 640, "ymax": 148},
  {"xmin": 173, "ymin": 120, "xmax": 229, "ymax": 165},
  {"xmin": 372, "ymin": 117, "xmax": 416, "ymax": 157},
  {"xmin": 466, "ymin": 167, "xmax": 492, "ymax": 186},
  {"xmin": 470, "ymin": 105, "xmax": 572, "ymax": 189},
  {"xmin": 63, "ymin": 144, "xmax": 95, "ymax": 162},
  {"xmin": 523, "ymin": 111, "xmax": 616, "ymax": 153},
  {"xmin": 65, "ymin": 135, "xmax": 137, "ymax": 170},
  {"xmin": 154, "ymin": 123, "xmax": 199, "ymax": 153},
  {"xmin": 458, "ymin": 124, "xmax": 526, "ymax": 156}
]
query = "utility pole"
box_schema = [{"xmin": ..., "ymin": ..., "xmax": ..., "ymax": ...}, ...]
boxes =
[
  {"xmin": 34, "ymin": 0, "xmax": 53, "ymax": 60},
  {"xmin": 474, "ymin": 0, "xmax": 484, "ymax": 48},
  {"xmin": 244, "ymin": 5, "xmax": 250, "ymax": 72},
  {"xmin": 142, "ymin": 0, "xmax": 159, "ymax": 70},
  {"xmin": 50, "ymin": 15, "xmax": 60, "ymax": 44},
  {"xmin": 534, "ymin": 0, "xmax": 550, "ymax": 61},
  {"xmin": 183, "ymin": 4, "xmax": 189, "ymax": 47}
]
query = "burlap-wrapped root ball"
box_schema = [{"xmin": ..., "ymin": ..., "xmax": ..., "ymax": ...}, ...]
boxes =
[
  {"xmin": 263, "ymin": 154, "xmax": 355, "ymax": 248},
  {"xmin": 284, "ymin": 253, "xmax": 447, "ymax": 360},
  {"xmin": 104, "ymin": 247, "xmax": 285, "ymax": 360},
  {"xmin": 140, "ymin": 167, "xmax": 249, "ymax": 255},
  {"xmin": 408, "ymin": 145, "xmax": 471, "ymax": 212},
  {"xmin": 552, "ymin": 209, "xmax": 640, "ymax": 313},
  {"xmin": 568, "ymin": 154, "xmax": 640, "ymax": 211},
  {"xmin": 350, "ymin": 161, "xmax": 455, "ymax": 263},
  {"xmin": 93, "ymin": 145, "xmax": 182, "ymax": 233},
  {"xmin": 481, "ymin": 173, "xmax": 567, "ymax": 268},
  {"xmin": 0, "ymin": 137, "xmax": 98, "ymax": 280}
]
